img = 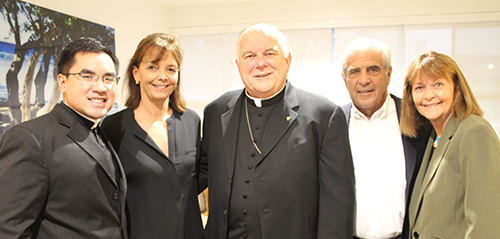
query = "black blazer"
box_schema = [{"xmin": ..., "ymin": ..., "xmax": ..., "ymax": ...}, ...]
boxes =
[
  {"xmin": 0, "ymin": 103, "xmax": 127, "ymax": 239},
  {"xmin": 341, "ymin": 94, "xmax": 430, "ymax": 239},
  {"xmin": 101, "ymin": 108, "xmax": 203, "ymax": 239},
  {"xmin": 199, "ymin": 82, "xmax": 355, "ymax": 239}
]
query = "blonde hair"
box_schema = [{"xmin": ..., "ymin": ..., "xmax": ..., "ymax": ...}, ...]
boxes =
[{"xmin": 400, "ymin": 51, "xmax": 483, "ymax": 137}]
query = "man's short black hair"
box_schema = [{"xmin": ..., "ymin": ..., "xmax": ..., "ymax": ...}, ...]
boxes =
[{"xmin": 57, "ymin": 37, "xmax": 119, "ymax": 74}]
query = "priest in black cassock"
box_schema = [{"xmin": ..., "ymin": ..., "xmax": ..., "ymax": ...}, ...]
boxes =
[{"xmin": 199, "ymin": 23, "xmax": 355, "ymax": 239}]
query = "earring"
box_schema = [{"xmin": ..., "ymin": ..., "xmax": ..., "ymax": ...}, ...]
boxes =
[{"xmin": 135, "ymin": 81, "xmax": 139, "ymax": 85}]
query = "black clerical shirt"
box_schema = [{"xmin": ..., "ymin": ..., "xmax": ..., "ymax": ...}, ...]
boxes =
[{"xmin": 227, "ymin": 90, "xmax": 285, "ymax": 239}]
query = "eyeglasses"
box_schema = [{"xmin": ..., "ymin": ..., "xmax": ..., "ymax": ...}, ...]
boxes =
[{"xmin": 64, "ymin": 72, "xmax": 120, "ymax": 87}]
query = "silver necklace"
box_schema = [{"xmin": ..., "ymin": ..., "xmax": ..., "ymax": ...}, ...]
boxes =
[{"xmin": 245, "ymin": 99, "xmax": 262, "ymax": 155}]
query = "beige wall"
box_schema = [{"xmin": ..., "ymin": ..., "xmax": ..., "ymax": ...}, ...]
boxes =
[
  {"xmin": 25, "ymin": 0, "xmax": 171, "ymax": 69},
  {"xmin": 26, "ymin": 0, "xmax": 500, "ymax": 55},
  {"xmin": 22, "ymin": 0, "xmax": 500, "ymax": 71},
  {"xmin": 169, "ymin": 0, "xmax": 500, "ymax": 34},
  {"xmin": 23, "ymin": 0, "xmax": 500, "ymax": 108},
  {"xmin": 24, "ymin": 0, "xmax": 172, "ymax": 103}
]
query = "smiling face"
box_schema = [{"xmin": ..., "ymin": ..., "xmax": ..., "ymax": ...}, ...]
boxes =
[
  {"xmin": 133, "ymin": 52, "xmax": 179, "ymax": 105},
  {"xmin": 236, "ymin": 30, "xmax": 291, "ymax": 98},
  {"xmin": 412, "ymin": 75, "xmax": 455, "ymax": 134},
  {"xmin": 343, "ymin": 50, "xmax": 391, "ymax": 118},
  {"xmin": 58, "ymin": 52, "xmax": 117, "ymax": 120}
]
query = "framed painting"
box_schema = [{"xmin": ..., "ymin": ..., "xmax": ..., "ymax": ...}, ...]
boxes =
[{"xmin": 0, "ymin": 0, "xmax": 115, "ymax": 136}]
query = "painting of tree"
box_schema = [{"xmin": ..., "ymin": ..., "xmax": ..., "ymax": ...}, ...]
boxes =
[{"xmin": 0, "ymin": 0, "xmax": 115, "ymax": 136}]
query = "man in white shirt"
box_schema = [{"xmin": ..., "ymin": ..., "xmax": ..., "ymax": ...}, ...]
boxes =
[{"xmin": 340, "ymin": 38, "xmax": 429, "ymax": 239}]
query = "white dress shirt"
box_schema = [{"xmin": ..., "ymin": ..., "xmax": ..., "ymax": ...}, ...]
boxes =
[{"xmin": 349, "ymin": 95, "xmax": 406, "ymax": 239}]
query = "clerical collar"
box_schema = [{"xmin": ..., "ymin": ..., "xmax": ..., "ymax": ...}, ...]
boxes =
[
  {"xmin": 245, "ymin": 84, "xmax": 286, "ymax": 108},
  {"xmin": 63, "ymin": 101, "xmax": 100, "ymax": 129}
]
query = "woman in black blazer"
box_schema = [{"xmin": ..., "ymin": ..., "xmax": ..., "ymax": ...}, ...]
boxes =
[{"xmin": 101, "ymin": 33, "xmax": 203, "ymax": 239}]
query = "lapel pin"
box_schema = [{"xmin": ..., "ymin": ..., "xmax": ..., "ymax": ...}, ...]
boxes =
[{"xmin": 286, "ymin": 116, "xmax": 291, "ymax": 121}]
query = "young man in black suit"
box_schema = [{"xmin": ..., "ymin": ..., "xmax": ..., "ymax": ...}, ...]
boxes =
[{"xmin": 0, "ymin": 38, "xmax": 127, "ymax": 239}]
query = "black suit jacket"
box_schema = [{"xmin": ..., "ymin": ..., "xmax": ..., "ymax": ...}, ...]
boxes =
[
  {"xmin": 101, "ymin": 108, "xmax": 203, "ymax": 239},
  {"xmin": 199, "ymin": 82, "xmax": 355, "ymax": 239},
  {"xmin": 0, "ymin": 103, "xmax": 127, "ymax": 239},
  {"xmin": 341, "ymin": 94, "xmax": 430, "ymax": 239}
]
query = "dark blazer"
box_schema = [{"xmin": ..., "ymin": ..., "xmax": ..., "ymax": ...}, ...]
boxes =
[
  {"xmin": 341, "ymin": 94, "xmax": 429, "ymax": 239},
  {"xmin": 199, "ymin": 82, "xmax": 355, "ymax": 239},
  {"xmin": 101, "ymin": 108, "xmax": 203, "ymax": 239},
  {"xmin": 409, "ymin": 115, "xmax": 500, "ymax": 238},
  {"xmin": 0, "ymin": 103, "xmax": 127, "ymax": 239}
]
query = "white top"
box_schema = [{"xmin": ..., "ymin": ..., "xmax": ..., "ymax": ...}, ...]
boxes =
[{"xmin": 349, "ymin": 95, "xmax": 406, "ymax": 239}]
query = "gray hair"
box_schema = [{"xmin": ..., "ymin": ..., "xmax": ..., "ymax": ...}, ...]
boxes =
[
  {"xmin": 236, "ymin": 23, "xmax": 290, "ymax": 57},
  {"xmin": 341, "ymin": 38, "xmax": 391, "ymax": 76}
]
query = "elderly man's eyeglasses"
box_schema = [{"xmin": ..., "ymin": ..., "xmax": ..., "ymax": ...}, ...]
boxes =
[{"xmin": 64, "ymin": 72, "xmax": 119, "ymax": 87}]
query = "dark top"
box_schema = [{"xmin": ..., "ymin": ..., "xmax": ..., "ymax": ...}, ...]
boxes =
[
  {"xmin": 227, "ymin": 93, "xmax": 284, "ymax": 239},
  {"xmin": 101, "ymin": 108, "xmax": 203, "ymax": 239},
  {"xmin": 0, "ymin": 103, "xmax": 127, "ymax": 239},
  {"xmin": 199, "ymin": 81, "xmax": 355, "ymax": 239}
]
